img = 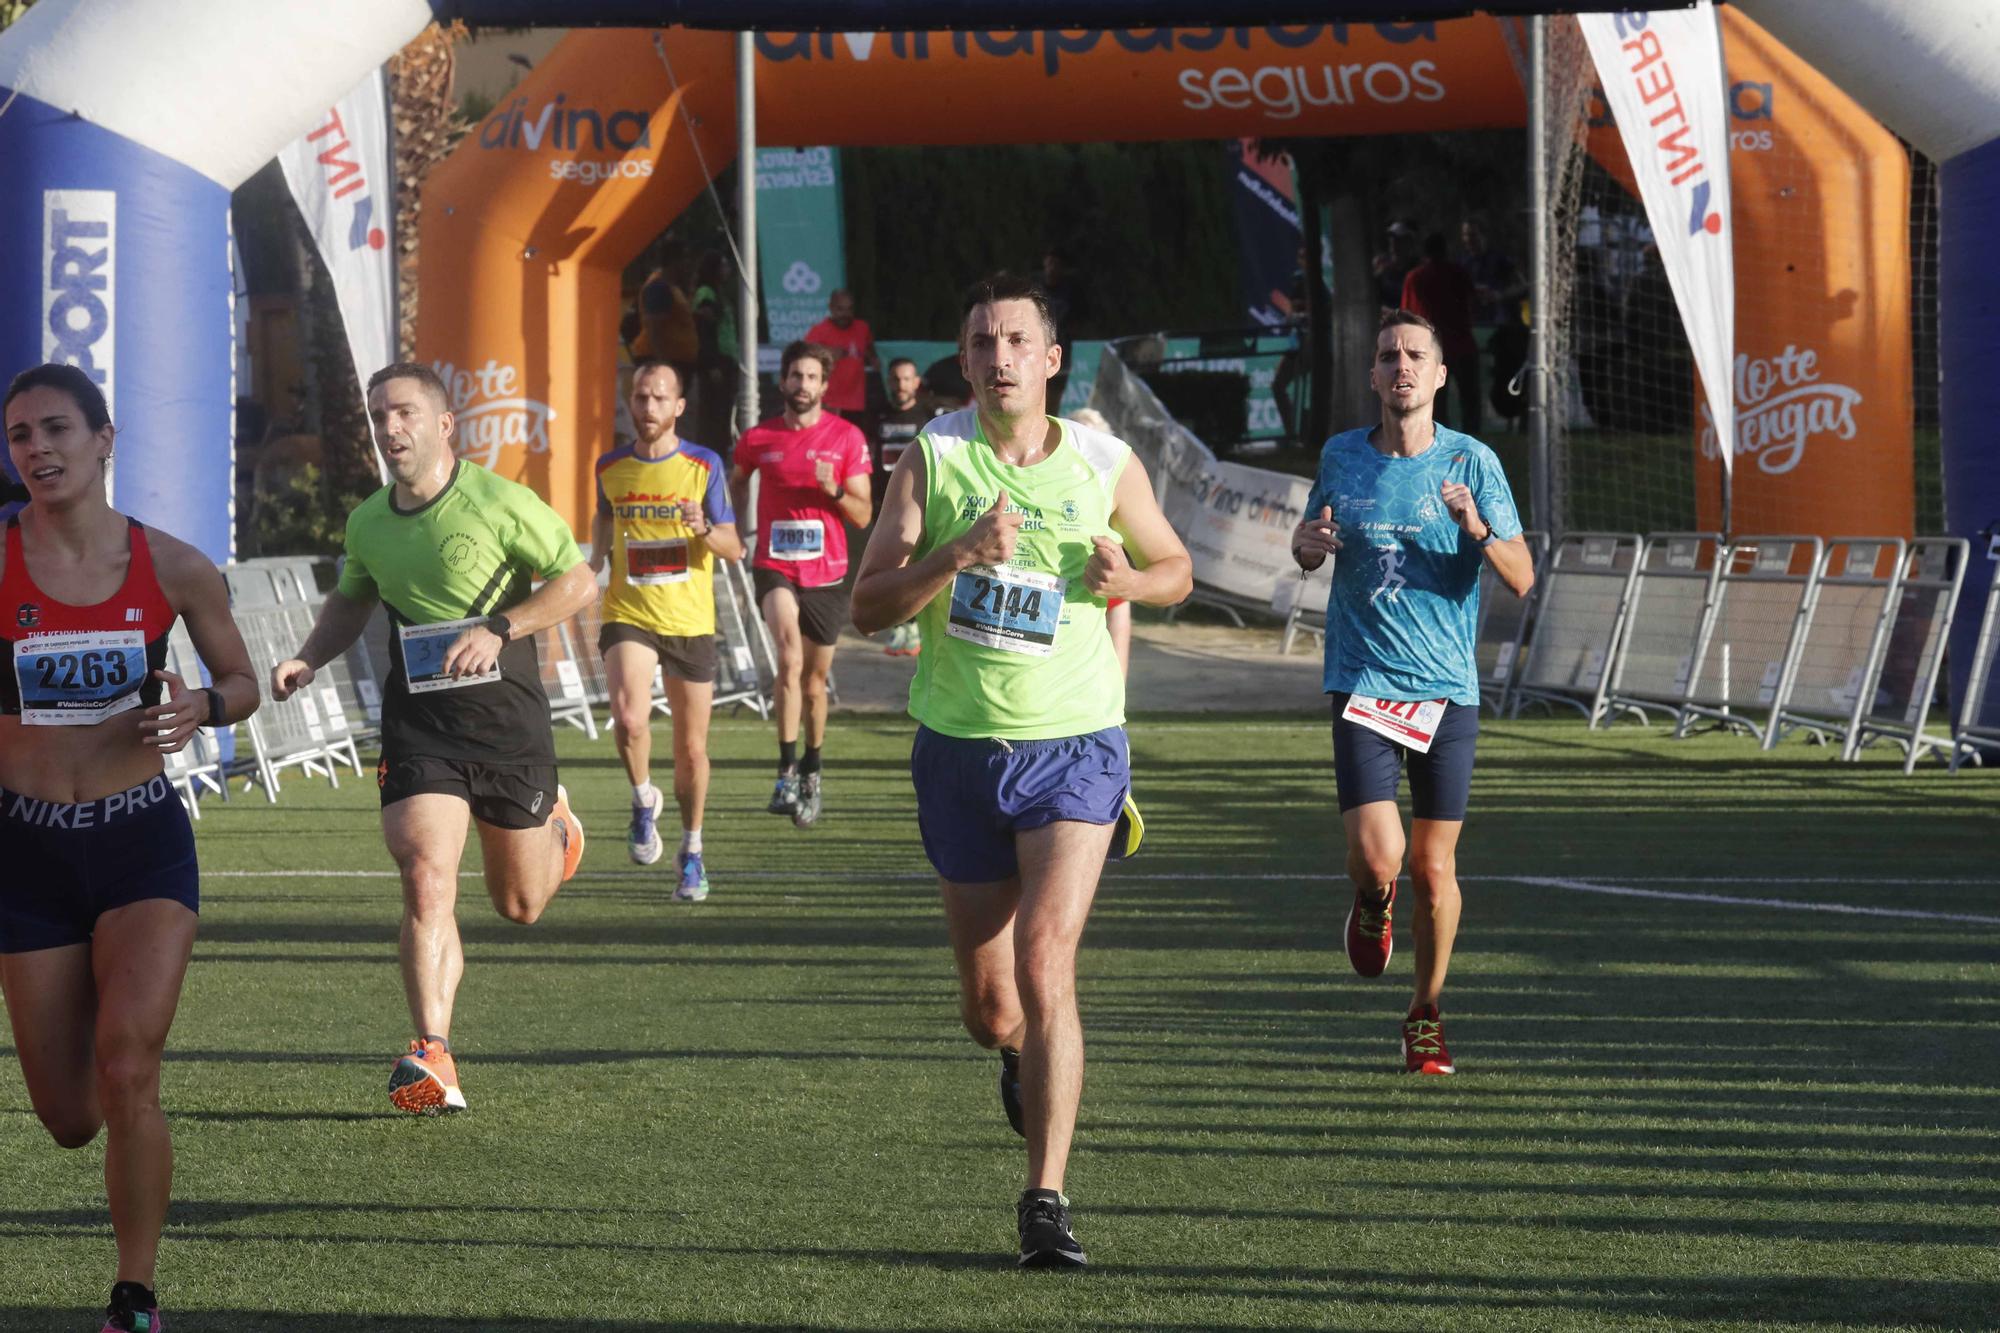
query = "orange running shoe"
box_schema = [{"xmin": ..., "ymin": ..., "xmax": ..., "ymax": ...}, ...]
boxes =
[
  {"xmin": 388, "ymin": 1037, "xmax": 466, "ymax": 1115},
  {"xmin": 552, "ymin": 783, "xmax": 585, "ymax": 883}
]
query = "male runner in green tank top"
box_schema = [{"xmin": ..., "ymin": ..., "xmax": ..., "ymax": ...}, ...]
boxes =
[
  {"xmin": 853, "ymin": 274, "xmax": 1192, "ymax": 1268},
  {"xmin": 273, "ymin": 363, "xmax": 598, "ymax": 1116}
]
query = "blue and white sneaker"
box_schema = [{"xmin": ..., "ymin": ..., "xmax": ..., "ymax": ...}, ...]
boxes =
[
  {"xmin": 628, "ymin": 786, "xmax": 665, "ymax": 866},
  {"xmin": 674, "ymin": 849, "xmax": 710, "ymax": 903}
]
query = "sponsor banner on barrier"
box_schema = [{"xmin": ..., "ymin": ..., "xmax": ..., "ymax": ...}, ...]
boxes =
[
  {"xmin": 1581, "ymin": 5, "xmax": 1736, "ymax": 484},
  {"xmin": 757, "ymin": 146, "xmax": 846, "ymax": 352},
  {"xmin": 279, "ymin": 68, "xmax": 395, "ymax": 472},
  {"xmin": 1165, "ymin": 456, "xmax": 1313, "ymax": 602}
]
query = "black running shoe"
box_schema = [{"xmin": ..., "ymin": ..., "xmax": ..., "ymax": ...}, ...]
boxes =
[
  {"xmin": 998, "ymin": 1047, "xmax": 1025, "ymax": 1138},
  {"xmin": 1017, "ymin": 1188, "xmax": 1087, "ymax": 1269},
  {"xmin": 101, "ymin": 1281, "xmax": 164, "ymax": 1331}
]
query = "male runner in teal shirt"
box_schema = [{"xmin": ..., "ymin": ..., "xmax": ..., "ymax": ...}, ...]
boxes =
[{"xmin": 1293, "ymin": 310, "xmax": 1533, "ymax": 1075}]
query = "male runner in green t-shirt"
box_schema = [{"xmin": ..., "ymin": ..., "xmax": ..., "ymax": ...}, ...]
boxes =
[
  {"xmin": 272, "ymin": 362, "xmax": 598, "ymax": 1116},
  {"xmin": 853, "ymin": 274, "xmax": 1192, "ymax": 1268}
]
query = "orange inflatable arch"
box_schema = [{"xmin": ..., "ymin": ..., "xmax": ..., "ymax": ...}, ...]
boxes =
[{"xmin": 416, "ymin": 13, "xmax": 1911, "ymax": 539}]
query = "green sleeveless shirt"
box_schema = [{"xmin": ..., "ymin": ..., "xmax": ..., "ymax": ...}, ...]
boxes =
[{"xmin": 907, "ymin": 410, "xmax": 1129, "ymax": 740}]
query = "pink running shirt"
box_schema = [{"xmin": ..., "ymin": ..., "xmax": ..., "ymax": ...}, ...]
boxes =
[{"xmin": 738, "ymin": 413, "xmax": 870, "ymax": 588}]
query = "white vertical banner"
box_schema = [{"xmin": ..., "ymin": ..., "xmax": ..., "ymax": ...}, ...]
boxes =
[
  {"xmin": 277, "ymin": 67, "xmax": 395, "ymax": 474},
  {"xmin": 1580, "ymin": 6, "xmax": 1736, "ymax": 497}
]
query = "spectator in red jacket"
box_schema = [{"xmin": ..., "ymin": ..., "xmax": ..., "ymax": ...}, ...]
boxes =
[{"xmin": 1401, "ymin": 233, "xmax": 1482, "ymax": 434}]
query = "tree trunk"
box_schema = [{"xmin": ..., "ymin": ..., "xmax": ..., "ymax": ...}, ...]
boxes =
[{"xmin": 1323, "ymin": 189, "xmax": 1380, "ymax": 434}]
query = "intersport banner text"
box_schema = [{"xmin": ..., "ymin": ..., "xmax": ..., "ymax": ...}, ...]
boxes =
[
  {"xmin": 1581, "ymin": 5, "xmax": 1736, "ymax": 496},
  {"xmin": 279, "ymin": 68, "xmax": 396, "ymax": 477}
]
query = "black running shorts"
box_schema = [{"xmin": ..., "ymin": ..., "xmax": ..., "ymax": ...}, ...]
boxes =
[
  {"xmin": 597, "ymin": 621, "xmax": 719, "ymax": 684},
  {"xmin": 753, "ymin": 567, "xmax": 846, "ymax": 647},
  {"xmin": 377, "ymin": 753, "xmax": 558, "ymax": 829}
]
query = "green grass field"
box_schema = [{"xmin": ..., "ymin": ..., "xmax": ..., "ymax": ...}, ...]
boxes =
[{"xmin": 3, "ymin": 711, "xmax": 1997, "ymax": 1331}]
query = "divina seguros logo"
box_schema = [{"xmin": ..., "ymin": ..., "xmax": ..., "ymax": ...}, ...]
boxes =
[
  {"xmin": 479, "ymin": 95, "xmax": 657, "ymax": 185},
  {"xmin": 1607, "ymin": 12, "xmax": 1723, "ymax": 238}
]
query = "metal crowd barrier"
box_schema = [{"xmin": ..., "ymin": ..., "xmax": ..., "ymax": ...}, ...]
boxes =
[
  {"xmin": 1765, "ymin": 538, "xmax": 1905, "ymax": 753},
  {"xmin": 232, "ymin": 603, "xmax": 348, "ymax": 800},
  {"xmin": 1474, "ymin": 530, "xmax": 1549, "ymax": 716},
  {"xmin": 1848, "ymin": 537, "xmax": 1967, "ymax": 771},
  {"xmin": 1511, "ymin": 533, "xmax": 1644, "ymax": 723},
  {"xmin": 162, "ymin": 624, "xmax": 228, "ymax": 816},
  {"xmin": 1676, "ymin": 535, "xmax": 1823, "ymax": 742},
  {"xmin": 1950, "ymin": 550, "xmax": 2000, "ymax": 773},
  {"xmin": 1600, "ymin": 533, "xmax": 1725, "ymax": 729}
]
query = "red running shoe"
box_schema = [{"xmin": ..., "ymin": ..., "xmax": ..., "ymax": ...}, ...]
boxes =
[
  {"xmin": 1403, "ymin": 1004, "xmax": 1455, "ymax": 1075},
  {"xmin": 1345, "ymin": 880, "xmax": 1395, "ymax": 978}
]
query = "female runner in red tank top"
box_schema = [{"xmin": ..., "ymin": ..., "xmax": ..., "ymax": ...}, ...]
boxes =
[{"xmin": 1, "ymin": 364, "xmax": 260, "ymax": 1333}]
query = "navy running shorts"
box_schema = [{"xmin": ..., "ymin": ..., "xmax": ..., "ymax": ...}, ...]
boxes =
[
  {"xmin": 0, "ymin": 773, "xmax": 199, "ymax": 954},
  {"xmin": 1330, "ymin": 693, "xmax": 1480, "ymax": 822},
  {"xmin": 911, "ymin": 725, "xmax": 1129, "ymax": 883}
]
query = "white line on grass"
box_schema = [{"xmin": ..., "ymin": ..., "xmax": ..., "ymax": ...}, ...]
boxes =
[
  {"xmin": 200, "ymin": 869, "xmax": 2000, "ymax": 924},
  {"xmin": 1509, "ymin": 876, "xmax": 2000, "ymax": 926}
]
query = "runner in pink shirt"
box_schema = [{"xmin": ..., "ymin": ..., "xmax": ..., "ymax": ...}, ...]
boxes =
[
  {"xmin": 804, "ymin": 289, "xmax": 878, "ymax": 419},
  {"xmin": 730, "ymin": 340, "xmax": 872, "ymax": 829}
]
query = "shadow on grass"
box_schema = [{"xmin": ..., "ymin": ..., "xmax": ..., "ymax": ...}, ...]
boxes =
[{"xmin": 0, "ymin": 1315, "xmax": 785, "ymax": 1332}]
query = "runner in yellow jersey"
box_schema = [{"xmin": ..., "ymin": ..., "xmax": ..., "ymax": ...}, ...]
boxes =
[
  {"xmin": 590, "ymin": 360, "xmax": 743, "ymax": 900},
  {"xmin": 853, "ymin": 273, "xmax": 1192, "ymax": 1268}
]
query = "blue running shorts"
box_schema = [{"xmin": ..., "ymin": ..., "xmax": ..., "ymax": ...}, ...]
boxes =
[
  {"xmin": 911, "ymin": 725, "xmax": 1130, "ymax": 883},
  {"xmin": 0, "ymin": 773, "xmax": 200, "ymax": 953},
  {"xmin": 1330, "ymin": 693, "xmax": 1480, "ymax": 822}
]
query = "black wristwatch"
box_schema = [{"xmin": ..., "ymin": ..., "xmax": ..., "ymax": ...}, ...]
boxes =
[
  {"xmin": 484, "ymin": 614, "xmax": 513, "ymax": 643},
  {"xmin": 201, "ymin": 686, "xmax": 226, "ymax": 729}
]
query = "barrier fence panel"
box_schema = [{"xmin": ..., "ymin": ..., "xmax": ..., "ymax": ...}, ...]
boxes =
[
  {"xmin": 232, "ymin": 604, "xmax": 343, "ymax": 800},
  {"xmin": 1475, "ymin": 530, "xmax": 1549, "ymax": 716},
  {"xmin": 711, "ymin": 559, "xmax": 775, "ymax": 717},
  {"xmin": 1849, "ymin": 537, "xmax": 1968, "ymax": 771},
  {"xmin": 1766, "ymin": 538, "xmax": 1904, "ymax": 752},
  {"xmin": 1511, "ymin": 532, "xmax": 1643, "ymax": 723},
  {"xmin": 1950, "ymin": 552, "xmax": 2000, "ymax": 772},
  {"xmin": 533, "ymin": 609, "xmax": 602, "ymax": 740},
  {"xmin": 1677, "ymin": 535, "xmax": 1823, "ymax": 742},
  {"xmin": 1602, "ymin": 534, "xmax": 1725, "ymax": 728},
  {"xmin": 1274, "ymin": 565, "xmax": 1329, "ymax": 657},
  {"xmin": 162, "ymin": 624, "xmax": 228, "ymax": 816}
]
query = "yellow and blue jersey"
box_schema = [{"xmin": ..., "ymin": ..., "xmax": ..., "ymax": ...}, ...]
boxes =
[{"xmin": 595, "ymin": 441, "xmax": 734, "ymax": 637}]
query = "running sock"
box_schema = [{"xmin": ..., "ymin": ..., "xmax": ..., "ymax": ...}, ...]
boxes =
[
  {"xmin": 423, "ymin": 1033, "xmax": 451, "ymax": 1053},
  {"xmin": 682, "ymin": 828, "xmax": 703, "ymax": 856},
  {"xmin": 800, "ymin": 746, "xmax": 822, "ymax": 778},
  {"xmin": 779, "ymin": 740, "xmax": 798, "ymax": 771},
  {"xmin": 633, "ymin": 781, "xmax": 655, "ymax": 804}
]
